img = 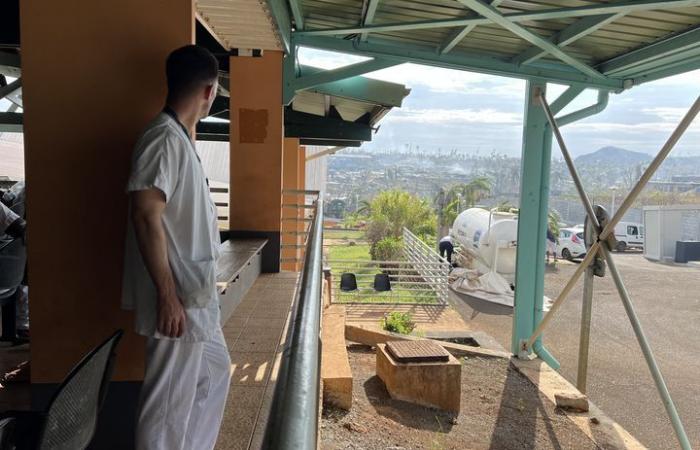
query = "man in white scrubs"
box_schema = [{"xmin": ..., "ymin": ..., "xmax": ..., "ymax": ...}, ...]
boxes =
[
  {"xmin": 0, "ymin": 202, "xmax": 24, "ymax": 238},
  {"xmin": 121, "ymin": 45, "xmax": 230, "ymax": 450}
]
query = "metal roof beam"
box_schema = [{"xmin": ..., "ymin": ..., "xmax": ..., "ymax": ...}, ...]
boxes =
[
  {"xmin": 0, "ymin": 77, "xmax": 20, "ymax": 100},
  {"xmin": 300, "ymin": 138, "xmax": 362, "ymax": 147},
  {"xmin": 295, "ymin": 0, "xmax": 700, "ymax": 37},
  {"xmin": 309, "ymin": 77, "xmax": 410, "ymax": 107},
  {"xmin": 630, "ymin": 54, "xmax": 700, "ymax": 85},
  {"xmin": 599, "ymin": 26, "xmax": 700, "ymax": 75},
  {"xmin": 439, "ymin": 0, "xmax": 503, "ymax": 55},
  {"xmin": 289, "ymin": 0, "xmax": 305, "ymax": 31},
  {"xmin": 292, "ymin": 59, "xmax": 400, "ymax": 92},
  {"xmin": 456, "ymin": 0, "xmax": 605, "ymax": 79},
  {"xmin": 512, "ymin": 13, "xmax": 623, "ymax": 66},
  {"xmin": 549, "ymin": 86, "xmax": 585, "ymax": 116},
  {"xmin": 295, "ymin": 35, "xmax": 625, "ymax": 91},
  {"xmin": 360, "ymin": 0, "xmax": 380, "ymax": 42},
  {"xmin": 264, "ymin": 0, "xmax": 292, "ymax": 53}
]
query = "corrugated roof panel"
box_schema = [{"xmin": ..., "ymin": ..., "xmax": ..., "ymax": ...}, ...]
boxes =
[
  {"xmin": 196, "ymin": 0, "xmax": 282, "ymax": 50},
  {"xmin": 282, "ymin": 1, "xmax": 700, "ymax": 86}
]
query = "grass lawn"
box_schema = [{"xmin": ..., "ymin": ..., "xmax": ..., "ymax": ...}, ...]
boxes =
[
  {"xmin": 326, "ymin": 242, "xmax": 438, "ymax": 304},
  {"xmin": 323, "ymin": 229, "xmax": 366, "ymax": 240}
]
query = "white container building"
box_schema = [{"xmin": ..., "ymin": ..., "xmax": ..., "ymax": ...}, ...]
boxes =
[{"xmin": 643, "ymin": 205, "xmax": 700, "ymax": 261}]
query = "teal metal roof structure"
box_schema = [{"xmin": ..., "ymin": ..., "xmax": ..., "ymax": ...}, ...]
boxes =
[{"xmin": 266, "ymin": 0, "xmax": 700, "ymax": 93}]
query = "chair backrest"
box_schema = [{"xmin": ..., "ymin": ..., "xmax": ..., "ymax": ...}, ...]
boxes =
[
  {"xmin": 0, "ymin": 238, "xmax": 26, "ymax": 291},
  {"xmin": 37, "ymin": 330, "xmax": 123, "ymax": 450}
]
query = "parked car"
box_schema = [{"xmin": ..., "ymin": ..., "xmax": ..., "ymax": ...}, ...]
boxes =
[
  {"xmin": 613, "ymin": 222, "xmax": 644, "ymax": 252},
  {"xmin": 557, "ymin": 227, "xmax": 586, "ymax": 260}
]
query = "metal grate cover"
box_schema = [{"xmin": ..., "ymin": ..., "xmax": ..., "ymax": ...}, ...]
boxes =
[{"xmin": 386, "ymin": 340, "xmax": 450, "ymax": 363}]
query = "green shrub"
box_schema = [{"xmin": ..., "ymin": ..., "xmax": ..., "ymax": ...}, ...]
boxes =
[
  {"xmin": 370, "ymin": 236, "xmax": 404, "ymax": 261},
  {"xmin": 381, "ymin": 312, "xmax": 416, "ymax": 335}
]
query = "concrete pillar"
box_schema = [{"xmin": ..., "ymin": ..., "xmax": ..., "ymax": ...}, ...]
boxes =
[
  {"xmin": 229, "ymin": 51, "xmax": 284, "ymax": 273},
  {"xmin": 20, "ymin": 1, "xmax": 194, "ymax": 446},
  {"xmin": 281, "ymin": 137, "xmax": 300, "ymax": 271}
]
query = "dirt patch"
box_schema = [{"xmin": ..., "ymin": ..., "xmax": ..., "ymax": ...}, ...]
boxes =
[{"xmin": 321, "ymin": 346, "xmax": 602, "ymax": 450}]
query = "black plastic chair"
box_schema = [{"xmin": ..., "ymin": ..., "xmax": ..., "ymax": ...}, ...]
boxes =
[
  {"xmin": 340, "ymin": 273, "xmax": 357, "ymax": 292},
  {"xmin": 374, "ymin": 273, "xmax": 391, "ymax": 292},
  {"xmin": 1, "ymin": 330, "xmax": 123, "ymax": 450},
  {"xmin": 0, "ymin": 238, "xmax": 27, "ymax": 343}
]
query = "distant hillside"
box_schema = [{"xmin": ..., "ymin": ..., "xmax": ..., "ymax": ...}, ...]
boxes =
[{"xmin": 575, "ymin": 146, "xmax": 651, "ymax": 166}]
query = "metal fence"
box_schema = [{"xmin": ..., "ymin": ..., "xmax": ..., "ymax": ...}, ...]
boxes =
[
  {"xmin": 327, "ymin": 228, "xmax": 450, "ymax": 305},
  {"xmin": 263, "ymin": 190, "xmax": 323, "ymax": 450},
  {"xmin": 402, "ymin": 227, "xmax": 451, "ymax": 304}
]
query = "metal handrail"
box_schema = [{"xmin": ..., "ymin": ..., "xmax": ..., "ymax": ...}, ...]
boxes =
[{"xmin": 262, "ymin": 198, "xmax": 323, "ymax": 450}]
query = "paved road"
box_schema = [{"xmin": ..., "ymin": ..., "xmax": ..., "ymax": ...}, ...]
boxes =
[{"xmin": 450, "ymin": 253, "xmax": 700, "ymax": 450}]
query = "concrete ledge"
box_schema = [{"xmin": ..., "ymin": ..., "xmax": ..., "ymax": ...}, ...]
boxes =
[
  {"xmin": 511, "ymin": 358, "xmax": 646, "ymax": 450},
  {"xmin": 321, "ymin": 305, "xmax": 352, "ymax": 410},
  {"xmin": 376, "ymin": 343, "xmax": 461, "ymax": 414},
  {"xmin": 345, "ymin": 324, "xmax": 510, "ymax": 359}
]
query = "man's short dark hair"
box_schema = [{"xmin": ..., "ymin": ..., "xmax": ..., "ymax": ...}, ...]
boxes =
[{"xmin": 166, "ymin": 45, "xmax": 219, "ymax": 100}]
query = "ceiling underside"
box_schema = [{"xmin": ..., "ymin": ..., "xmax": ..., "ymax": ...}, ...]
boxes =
[
  {"xmin": 196, "ymin": 0, "xmax": 284, "ymax": 51},
  {"xmin": 277, "ymin": 0, "xmax": 700, "ymax": 90}
]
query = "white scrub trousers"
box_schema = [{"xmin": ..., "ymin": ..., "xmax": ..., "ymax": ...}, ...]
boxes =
[{"xmin": 135, "ymin": 329, "xmax": 231, "ymax": 450}]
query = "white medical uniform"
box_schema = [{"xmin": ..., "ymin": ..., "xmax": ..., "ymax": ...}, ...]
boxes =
[
  {"xmin": 0, "ymin": 202, "xmax": 19, "ymax": 235},
  {"xmin": 121, "ymin": 111, "xmax": 231, "ymax": 450}
]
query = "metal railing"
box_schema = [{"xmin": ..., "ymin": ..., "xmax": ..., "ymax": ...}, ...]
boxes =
[
  {"xmin": 328, "ymin": 259, "xmax": 443, "ymax": 304},
  {"xmin": 280, "ymin": 189, "xmax": 320, "ymax": 267},
  {"xmin": 402, "ymin": 227, "xmax": 451, "ymax": 304},
  {"xmin": 262, "ymin": 191, "xmax": 323, "ymax": 450}
]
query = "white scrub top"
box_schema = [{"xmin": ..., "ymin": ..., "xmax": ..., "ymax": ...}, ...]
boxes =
[
  {"xmin": 121, "ymin": 112, "xmax": 221, "ymax": 342},
  {"xmin": 0, "ymin": 202, "xmax": 19, "ymax": 235}
]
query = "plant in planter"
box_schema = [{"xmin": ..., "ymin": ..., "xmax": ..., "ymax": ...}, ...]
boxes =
[{"xmin": 381, "ymin": 312, "xmax": 416, "ymax": 335}]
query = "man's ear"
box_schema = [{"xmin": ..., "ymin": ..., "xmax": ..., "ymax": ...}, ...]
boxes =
[{"xmin": 203, "ymin": 83, "xmax": 215, "ymax": 100}]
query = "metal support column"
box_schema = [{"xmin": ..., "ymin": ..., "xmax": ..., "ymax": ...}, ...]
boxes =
[
  {"xmin": 512, "ymin": 80, "xmax": 555, "ymax": 364},
  {"xmin": 576, "ymin": 266, "xmax": 594, "ymax": 393}
]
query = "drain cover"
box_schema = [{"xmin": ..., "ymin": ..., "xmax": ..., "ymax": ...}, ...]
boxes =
[{"xmin": 386, "ymin": 340, "xmax": 450, "ymax": 363}]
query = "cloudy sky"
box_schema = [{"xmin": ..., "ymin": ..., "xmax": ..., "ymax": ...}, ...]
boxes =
[{"xmin": 300, "ymin": 48, "xmax": 700, "ymax": 158}]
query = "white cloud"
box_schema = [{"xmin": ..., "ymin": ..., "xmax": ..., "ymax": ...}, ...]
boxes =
[
  {"xmin": 641, "ymin": 107, "xmax": 694, "ymax": 122},
  {"xmin": 388, "ymin": 107, "xmax": 523, "ymax": 125},
  {"xmin": 298, "ymin": 47, "xmax": 524, "ymax": 96},
  {"xmin": 564, "ymin": 120, "xmax": 700, "ymax": 135}
]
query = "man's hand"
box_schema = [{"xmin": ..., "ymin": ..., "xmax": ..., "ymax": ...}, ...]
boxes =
[{"xmin": 157, "ymin": 292, "xmax": 186, "ymax": 338}]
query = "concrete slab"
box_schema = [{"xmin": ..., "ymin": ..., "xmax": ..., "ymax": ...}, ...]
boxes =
[
  {"xmin": 217, "ymin": 273, "xmax": 299, "ymax": 450},
  {"xmin": 512, "ymin": 358, "xmax": 645, "ymax": 449},
  {"xmin": 321, "ymin": 305, "xmax": 352, "ymax": 410},
  {"xmin": 376, "ymin": 343, "xmax": 462, "ymax": 414},
  {"xmin": 345, "ymin": 324, "xmax": 510, "ymax": 359}
]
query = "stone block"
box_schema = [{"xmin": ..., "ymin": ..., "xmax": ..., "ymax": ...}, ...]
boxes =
[
  {"xmin": 376, "ymin": 343, "xmax": 461, "ymax": 414},
  {"xmin": 321, "ymin": 305, "xmax": 353, "ymax": 410},
  {"xmin": 555, "ymin": 391, "xmax": 589, "ymax": 412}
]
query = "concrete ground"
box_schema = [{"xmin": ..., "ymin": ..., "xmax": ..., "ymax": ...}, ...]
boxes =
[{"xmin": 450, "ymin": 253, "xmax": 700, "ymax": 450}]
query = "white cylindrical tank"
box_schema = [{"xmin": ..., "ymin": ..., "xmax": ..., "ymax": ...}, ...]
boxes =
[{"xmin": 451, "ymin": 208, "xmax": 518, "ymax": 276}]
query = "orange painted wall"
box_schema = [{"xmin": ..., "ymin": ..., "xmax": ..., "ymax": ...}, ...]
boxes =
[
  {"xmin": 229, "ymin": 52, "xmax": 284, "ymax": 233},
  {"xmin": 20, "ymin": 0, "xmax": 194, "ymax": 382}
]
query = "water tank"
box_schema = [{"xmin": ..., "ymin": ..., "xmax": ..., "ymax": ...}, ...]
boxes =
[{"xmin": 451, "ymin": 208, "xmax": 518, "ymax": 276}]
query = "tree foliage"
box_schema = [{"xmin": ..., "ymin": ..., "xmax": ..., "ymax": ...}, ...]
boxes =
[
  {"xmin": 364, "ymin": 190, "xmax": 437, "ymax": 259},
  {"xmin": 437, "ymin": 177, "xmax": 492, "ymax": 227}
]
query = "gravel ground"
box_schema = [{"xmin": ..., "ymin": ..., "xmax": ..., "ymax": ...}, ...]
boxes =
[
  {"xmin": 321, "ymin": 346, "xmax": 602, "ymax": 450},
  {"xmin": 452, "ymin": 253, "xmax": 700, "ymax": 450}
]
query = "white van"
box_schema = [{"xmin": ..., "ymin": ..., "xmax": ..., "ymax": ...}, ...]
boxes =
[{"xmin": 614, "ymin": 222, "xmax": 644, "ymax": 251}]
